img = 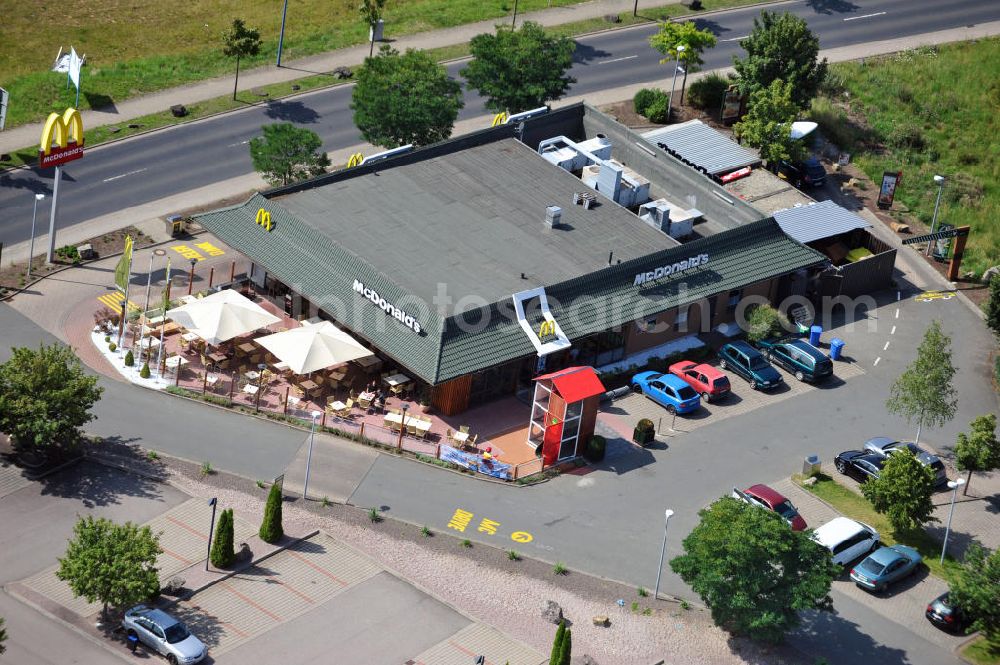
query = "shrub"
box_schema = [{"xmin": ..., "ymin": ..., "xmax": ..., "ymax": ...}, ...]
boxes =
[
  {"xmin": 124, "ymin": 350, "xmax": 134, "ymax": 367},
  {"xmin": 368, "ymin": 507, "xmax": 382, "ymax": 523},
  {"xmin": 645, "ymin": 95, "xmax": 671, "ymax": 124},
  {"xmin": 200, "ymin": 461, "xmax": 214, "ymax": 476},
  {"xmin": 421, "ymin": 525, "xmax": 432, "ymax": 537},
  {"xmin": 209, "ymin": 508, "xmax": 235, "ymax": 568},
  {"xmin": 146, "ymin": 450, "xmax": 158, "ymax": 460},
  {"xmin": 688, "ymin": 73, "xmax": 729, "ymax": 111},
  {"xmin": 638, "ymin": 586, "xmax": 648, "ymax": 597},
  {"xmin": 104, "ymin": 335, "xmax": 111, "ymax": 343},
  {"xmin": 553, "ymin": 561, "xmax": 568, "ymax": 575},
  {"xmin": 507, "ymin": 549, "xmax": 521, "ymax": 561},
  {"xmin": 633, "ymin": 88, "xmax": 661, "ymax": 116},
  {"xmin": 108, "ymin": 342, "xmax": 117, "ymax": 352},
  {"xmin": 259, "ymin": 483, "xmax": 283, "ymax": 544},
  {"xmin": 461, "ymin": 539, "xmax": 472, "ymax": 548},
  {"xmin": 887, "ymin": 122, "xmax": 925, "ymax": 151},
  {"xmin": 746, "ymin": 304, "xmax": 789, "ymax": 342},
  {"xmin": 584, "ymin": 435, "xmax": 606, "ymax": 462}
]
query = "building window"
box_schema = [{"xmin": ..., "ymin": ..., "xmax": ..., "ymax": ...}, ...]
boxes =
[
  {"xmin": 674, "ymin": 307, "xmax": 689, "ymax": 332},
  {"xmin": 727, "ymin": 289, "xmax": 742, "ymax": 311}
]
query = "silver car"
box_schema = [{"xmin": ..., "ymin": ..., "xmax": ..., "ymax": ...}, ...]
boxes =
[
  {"xmin": 863, "ymin": 437, "xmax": 948, "ymax": 486},
  {"xmin": 122, "ymin": 605, "xmax": 206, "ymax": 664}
]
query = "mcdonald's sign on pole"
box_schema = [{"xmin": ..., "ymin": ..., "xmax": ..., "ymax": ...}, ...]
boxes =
[
  {"xmin": 538, "ymin": 319, "xmax": 556, "ymax": 339},
  {"xmin": 39, "ymin": 108, "xmax": 84, "ymax": 168}
]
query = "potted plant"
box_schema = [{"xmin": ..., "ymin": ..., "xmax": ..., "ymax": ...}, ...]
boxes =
[
  {"xmin": 633, "ymin": 419, "xmax": 656, "ymax": 446},
  {"xmin": 584, "ymin": 435, "xmax": 606, "ymax": 462},
  {"xmin": 417, "ymin": 388, "xmax": 432, "ymax": 413}
]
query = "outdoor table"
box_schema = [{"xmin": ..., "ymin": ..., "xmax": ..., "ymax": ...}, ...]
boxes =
[
  {"xmin": 271, "ymin": 361, "xmax": 290, "ymax": 372},
  {"xmin": 205, "ymin": 375, "xmax": 219, "ymax": 386},
  {"xmin": 207, "ymin": 351, "xmax": 228, "ymax": 363},
  {"xmin": 237, "ymin": 342, "xmax": 257, "ymax": 355},
  {"xmin": 384, "ymin": 412, "xmax": 432, "ymax": 433},
  {"xmin": 181, "ymin": 331, "xmax": 200, "ymax": 342},
  {"xmin": 298, "ymin": 379, "xmax": 319, "ymax": 395},
  {"xmin": 451, "ymin": 431, "xmax": 470, "ymax": 444},
  {"xmin": 328, "ymin": 400, "xmax": 347, "ymax": 412},
  {"xmin": 244, "ymin": 370, "xmax": 261, "ymax": 381},
  {"xmin": 383, "ymin": 373, "xmax": 411, "ymax": 387},
  {"xmin": 138, "ymin": 337, "xmax": 161, "ymax": 350},
  {"xmin": 159, "ymin": 322, "xmax": 182, "ymax": 336},
  {"xmin": 242, "ymin": 384, "xmax": 259, "ymax": 396},
  {"xmin": 328, "ymin": 367, "xmax": 347, "ymax": 381},
  {"xmin": 355, "ymin": 355, "xmax": 381, "ymax": 369},
  {"xmin": 165, "ymin": 356, "xmax": 188, "ymax": 370},
  {"xmin": 287, "ymin": 395, "xmax": 301, "ymax": 407}
]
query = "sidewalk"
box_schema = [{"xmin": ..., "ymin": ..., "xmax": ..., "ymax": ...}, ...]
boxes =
[{"xmin": 0, "ymin": 0, "xmax": 671, "ymax": 156}]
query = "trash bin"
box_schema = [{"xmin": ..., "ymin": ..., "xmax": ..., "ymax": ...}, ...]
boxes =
[
  {"xmin": 127, "ymin": 633, "xmax": 139, "ymax": 652},
  {"xmin": 809, "ymin": 325, "xmax": 823, "ymax": 346},
  {"xmin": 802, "ymin": 454, "xmax": 821, "ymax": 477},
  {"xmin": 829, "ymin": 338, "xmax": 845, "ymax": 361}
]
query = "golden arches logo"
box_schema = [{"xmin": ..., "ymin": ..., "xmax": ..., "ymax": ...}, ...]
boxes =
[
  {"xmin": 538, "ymin": 319, "xmax": 556, "ymax": 338},
  {"xmin": 40, "ymin": 108, "xmax": 83, "ymax": 155},
  {"xmin": 255, "ymin": 208, "xmax": 274, "ymax": 232},
  {"xmin": 346, "ymin": 153, "xmax": 364, "ymax": 168},
  {"xmin": 491, "ymin": 112, "xmax": 508, "ymax": 127}
]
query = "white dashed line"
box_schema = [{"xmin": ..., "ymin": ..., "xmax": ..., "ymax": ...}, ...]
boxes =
[
  {"xmin": 721, "ymin": 35, "xmax": 749, "ymax": 42},
  {"xmin": 874, "ymin": 357, "xmax": 881, "ymax": 366},
  {"xmin": 102, "ymin": 168, "xmax": 147, "ymax": 183},
  {"xmin": 884, "ymin": 341, "xmax": 891, "ymax": 351},
  {"xmin": 598, "ymin": 55, "xmax": 638, "ymax": 64},
  {"xmin": 895, "ymin": 308, "xmax": 900, "ymax": 319},
  {"xmin": 890, "ymin": 326, "xmax": 896, "ymax": 335},
  {"xmin": 844, "ymin": 11, "xmax": 887, "ymax": 21},
  {"xmin": 226, "ymin": 140, "xmax": 250, "ymax": 147}
]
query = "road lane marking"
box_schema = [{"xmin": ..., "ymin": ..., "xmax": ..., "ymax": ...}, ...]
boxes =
[
  {"xmin": 891, "ymin": 325, "xmax": 896, "ymax": 335},
  {"xmin": 874, "ymin": 356, "xmax": 881, "ymax": 366},
  {"xmin": 883, "ymin": 341, "xmax": 891, "ymax": 351},
  {"xmin": 844, "ymin": 11, "xmax": 887, "ymax": 21},
  {"xmin": 598, "ymin": 55, "xmax": 638, "ymax": 64},
  {"xmin": 895, "ymin": 308, "xmax": 900, "ymax": 319},
  {"xmin": 721, "ymin": 35, "xmax": 748, "ymax": 42},
  {"xmin": 102, "ymin": 168, "xmax": 147, "ymax": 183},
  {"xmin": 226, "ymin": 140, "xmax": 250, "ymax": 147}
]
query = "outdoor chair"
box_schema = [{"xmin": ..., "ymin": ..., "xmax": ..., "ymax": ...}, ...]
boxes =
[
  {"xmin": 357, "ymin": 395, "xmax": 372, "ymax": 410},
  {"xmin": 338, "ymin": 399, "xmax": 354, "ymax": 418},
  {"xmin": 446, "ymin": 429, "xmax": 454, "ymax": 443},
  {"xmin": 459, "ymin": 425, "xmax": 470, "ymax": 435},
  {"xmin": 406, "ymin": 422, "xmax": 418, "ymax": 437}
]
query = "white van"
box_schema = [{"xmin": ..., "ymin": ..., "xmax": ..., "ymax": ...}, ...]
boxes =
[{"xmin": 812, "ymin": 517, "xmax": 880, "ymax": 566}]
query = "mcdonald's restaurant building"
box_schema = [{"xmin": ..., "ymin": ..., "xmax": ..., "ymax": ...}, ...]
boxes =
[{"xmin": 195, "ymin": 104, "xmax": 826, "ymax": 415}]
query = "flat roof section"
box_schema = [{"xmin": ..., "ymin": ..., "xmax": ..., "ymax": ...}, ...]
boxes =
[
  {"xmin": 277, "ymin": 138, "xmax": 677, "ymax": 316},
  {"xmin": 773, "ymin": 200, "xmax": 871, "ymax": 244},
  {"xmin": 643, "ymin": 120, "xmax": 761, "ymax": 176}
]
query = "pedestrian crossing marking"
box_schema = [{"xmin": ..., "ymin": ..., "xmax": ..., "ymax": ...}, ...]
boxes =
[
  {"xmin": 171, "ymin": 245, "xmax": 205, "ymax": 261},
  {"xmin": 97, "ymin": 291, "xmax": 139, "ymax": 312},
  {"xmin": 195, "ymin": 241, "xmax": 225, "ymax": 257}
]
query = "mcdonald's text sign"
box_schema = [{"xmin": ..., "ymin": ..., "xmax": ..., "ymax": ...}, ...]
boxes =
[{"xmin": 39, "ymin": 108, "xmax": 84, "ymax": 168}]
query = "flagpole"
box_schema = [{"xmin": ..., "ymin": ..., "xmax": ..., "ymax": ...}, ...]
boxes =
[
  {"xmin": 156, "ymin": 259, "xmax": 171, "ymax": 381},
  {"xmin": 117, "ymin": 242, "xmax": 133, "ymax": 353},
  {"xmin": 138, "ymin": 252, "xmax": 154, "ymax": 369}
]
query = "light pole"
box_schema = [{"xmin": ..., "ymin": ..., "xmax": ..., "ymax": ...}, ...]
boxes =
[
  {"xmin": 27, "ymin": 193, "xmax": 45, "ymax": 279},
  {"xmin": 205, "ymin": 497, "xmax": 218, "ymax": 571},
  {"xmin": 926, "ymin": 174, "xmax": 945, "ymax": 257},
  {"xmin": 397, "ymin": 403, "xmax": 409, "ymax": 450},
  {"xmin": 940, "ymin": 477, "xmax": 965, "ymax": 564},
  {"xmin": 187, "ymin": 257, "xmax": 197, "ymax": 295},
  {"xmin": 654, "ymin": 508, "xmax": 675, "ymax": 599},
  {"xmin": 302, "ymin": 410, "xmax": 322, "ymax": 500},
  {"xmin": 276, "ymin": 0, "xmax": 290, "ymax": 67},
  {"xmin": 666, "ymin": 45, "xmax": 686, "ymax": 124}
]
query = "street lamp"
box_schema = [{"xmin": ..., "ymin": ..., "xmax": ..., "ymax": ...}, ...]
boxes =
[
  {"xmin": 654, "ymin": 508, "xmax": 675, "ymax": 599},
  {"xmin": 205, "ymin": 497, "xmax": 218, "ymax": 571},
  {"xmin": 302, "ymin": 410, "xmax": 322, "ymax": 500},
  {"xmin": 940, "ymin": 477, "xmax": 965, "ymax": 564},
  {"xmin": 926, "ymin": 174, "xmax": 946, "ymax": 257},
  {"xmin": 276, "ymin": 0, "xmax": 290, "ymax": 67},
  {"xmin": 187, "ymin": 258, "xmax": 197, "ymax": 295},
  {"xmin": 26, "ymin": 193, "xmax": 45, "ymax": 279},
  {"xmin": 397, "ymin": 402, "xmax": 409, "ymax": 450},
  {"xmin": 666, "ymin": 45, "xmax": 686, "ymax": 124}
]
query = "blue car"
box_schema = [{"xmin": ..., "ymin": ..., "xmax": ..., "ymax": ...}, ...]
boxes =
[
  {"xmin": 850, "ymin": 545, "xmax": 923, "ymax": 592},
  {"xmin": 631, "ymin": 371, "xmax": 700, "ymax": 414}
]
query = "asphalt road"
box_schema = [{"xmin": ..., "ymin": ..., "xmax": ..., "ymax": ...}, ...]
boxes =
[{"xmin": 1, "ymin": 0, "xmax": 999, "ymax": 246}]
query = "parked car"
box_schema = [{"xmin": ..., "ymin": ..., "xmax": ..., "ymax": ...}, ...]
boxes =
[
  {"xmin": 669, "ymin": 360, "xmax": 731, "ymax": 402},
  {"xmin": 755, "ymin": 338, "xmax": 833, "ymax": 383},
  {"xmin": 778, "ymin": 156, "xmax": 826, "ymax": 188},
  {"xmin": 122, "ymin": 605, "xmax": 207, "ymax": 664},
  {"xmin": 718, "ymin": 341, "xmax": 783, "ymax": 391},
  {"xmin": 850, "ymin": 544, "xmax": 923, "ymax": 592},
  {"xmin": 631, "ymin": 371, "xmax": 700, "ymax": 414},
  {"xmin": 926, "ymin": 592, "xmax": 968, "ymax": 633},
  {"xmin": 811, "ymin": 517, "xmax": 880, "ymax": 567},
  {"xmin": 863, "ymin": 437, "xmax": 948, "ymax": 486},
  {"xmin": 732, "ymin": 484, "xmax": 807, "ymax": 531},
  {"xmin": 835, "ymin": 450, "xmax": 886, "ymax": 483}
]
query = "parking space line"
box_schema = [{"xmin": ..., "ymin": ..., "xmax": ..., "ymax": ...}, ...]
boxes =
[
  {"xmin": 221, "ymin": 621, "xmax": 250, "ymax": 639},
  {"xmin": 286, "ymin": 550, "xmax": 348, "ymax": 587},
  {"xmin": 160, "ymin": 546, "xmax": 193, "ymax": 565},
  {"xmin": 272, "ymin": 579, "xmax": 316, "ymax": 605},
  {"xmin": 166, "ymin": 515, "xmax": 207, "ymax": 540},
  {"xmin": 895, "ymin": 308, "xmax": 900, "ymax": 319},
  {"xmin": 219, "ymin": 581, "xmax": 283, "ymax": 622},
  {"xmin": 890, "ymin": 325, "xmax": 896, "ymax": 335},
  {"xmin": 874, "ymin": 356, "xmax": 881, "ymax": 366},
  {"xmin": 883, "ymin": 341, "xmax": 890, "ymax": 351}
]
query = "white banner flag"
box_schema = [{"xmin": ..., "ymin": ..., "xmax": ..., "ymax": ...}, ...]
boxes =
[
  {"xmin": 52, "ymin": 47, "xmax": 70, "ymax": 73},
  {"xmin": 68, "ymin": 47, "xmax": 82, "ymax": 90}
]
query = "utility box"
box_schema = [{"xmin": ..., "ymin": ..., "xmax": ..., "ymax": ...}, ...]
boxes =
[
  {"xmin": 370, "ymin": 19, "xmax": 384, "ymax": 43},
  {"xmin": 802, "ymin": 454, "xmax": 821, "ymax": 477},
  {"xmin": 165, "ymin": 215, "xmax": 187, "ymax": 237}
]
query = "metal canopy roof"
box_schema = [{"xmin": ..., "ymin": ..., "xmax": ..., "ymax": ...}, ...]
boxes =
[
  {"xmin": 642, "ymin": 120, "xmax": 760, "ymax": 176},
  {"xmin": 772, "ymin": 200, "xmax": 871, "ymax": 244}
]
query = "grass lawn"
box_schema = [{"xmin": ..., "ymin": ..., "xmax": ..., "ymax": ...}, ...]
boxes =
[
  {"xmin": 796, "ymin": 473, "xmax": 964, "ymax": 582},
  {"xmin": 962, "ymin": 635, "xmax": 1000, "ymax": 665},
  {"xmin": 809, "ymin": 38, "xmax": 1000, "ymax": 277},
  {"xmin": 1, "ymin": 0, "xmax": 761, "ymax": 130}
]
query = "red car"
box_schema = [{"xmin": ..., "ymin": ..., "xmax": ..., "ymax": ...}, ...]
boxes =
[
  {"xmin": 733, "ymin": 484, "xmax": 808, "ymax": 531},
  {"xmin": 669, "ymin": 361, "xmax": 730, "ymax": 402}
]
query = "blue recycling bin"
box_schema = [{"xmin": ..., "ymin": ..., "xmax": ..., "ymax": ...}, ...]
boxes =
[
  {"xmin": 127, "ymin": 633, "xmax": 139, "ymax": 652},
  {"xmin": 830, "ymin": 338, "xmax": 845, "ymax": 361},
  {"xmin": 809, "ymin": 325, "xmax": 823, "ymax": 347}
]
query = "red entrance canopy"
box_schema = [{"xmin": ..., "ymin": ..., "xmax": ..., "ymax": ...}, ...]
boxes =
[{"xmin": 534, "ymin": 366, "xmax": 606, "ymax": 404}]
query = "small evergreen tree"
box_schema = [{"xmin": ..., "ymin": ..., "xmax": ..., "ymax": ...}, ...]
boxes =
[
  {"xmin": 124, "ymin": 349, "xmax": 134, "ymax": 367},
  {"xmin": 558, "ymin": 626, "xmax": 572, "ymax": 665},
  {"xmin": 210, "ymin": 508, "xmax": 235, "ymax": 568},
  {"xmin": 259, "ymin": 483, "xmax": 284, "ymax": 544},
  {"xmin": 549, "ymin": 621, "xmax": 565, "ymax": 664},
  {"xmin": 139, "ymin": 361, "xmax": 151, "ymax": 379}
]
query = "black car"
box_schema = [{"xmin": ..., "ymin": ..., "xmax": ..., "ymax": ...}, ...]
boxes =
[
  {"xmin": 756, "ymin": 338, "xmax": 833, "ymax": 383},
  {"xmin": 926, "ymin": 593, "xmax": 967, "ymax": 633},
  {"xmin": 835, "ymin": 450, "xmax": 886, "ymax": 483},
  {"xmin": 778, "ymin": 156, "xmax": 826, "ymax": 188},
  {"xmin": 718, "ymin": 341, "xmax": 783, "ymax": 391}
]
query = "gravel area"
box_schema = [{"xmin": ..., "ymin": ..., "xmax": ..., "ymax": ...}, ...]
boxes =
[{"xmin": 93, "ymin": 443, "xmax": 810, "ymax": 665}]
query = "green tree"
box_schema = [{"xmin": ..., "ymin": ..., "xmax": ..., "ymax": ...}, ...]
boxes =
[
  {"xmin": 0, "ymin": 343, "xmax": 103, "ymax": 450},
  {"xmin": 949, "ymin": 544, "xmax": 1000, "ymax": 640},
  {"xmin": 549, "ymin": 620, "xmax": 565, "ymax": 664},
  {"xmin": 259, "ymin": 482, "xmax": 284, "ymax": 543},
  {"xmin": 359, "ymin": 0, "xmax": 386, "ymax": 57},
  {"xmin": 955, "ymin": 414, "xmax": 1000, "ymax": 496},
  {"xmin": 558, "ymin": 626, "xmax": 572, "ymax": 665},
  {"xmin": 733, "ymin": 11, "xmax": 827, "ymax": 110},
  {"xmin": 984, "ymin": 273, "xmax": 1000, "ymax": 338},
  {"xmin": 210, "ymin": 508, "xmax": 235, "ymax": 569},
  {"xmin": 223, "ymin": 18, "xmax": 262, "ymax": 101},
  {"xmin": 56, "ymin": 516, "xmax": 161, "ymax": 619},
  {"xmin": 860, "ymin": 449, "xmax": 937, "ymax": 533},
  {"xmin": 886, "ymin": 320, "xmax": 958, "ymax": 444},
  {"xmin": 734, "ymin": 79, "xmax": 805, "ymax": 165},
  {"xmin": 649, "ymin": 21, "xmax": 718, "ymax": 106},
  {"xmin": 745, "ymin": 303, "xmax": 789, "ymax": 342},
  {"xmin": 462, "ymin": 22, "xmax": 575, "ymax": 114},
  {"xmin": 351, "ymin": 46, "xmax": 464, "ymax": 148},
  {"xmin": 249, "ymin": 123, "xmax": 331, "ymax": 187},
  {"xmin": 670, "ymin": 497, "xmax": 837, "ymax": 644}
]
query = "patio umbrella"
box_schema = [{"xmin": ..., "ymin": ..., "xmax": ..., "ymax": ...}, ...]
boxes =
[
  {"xmin": 166, "ymin": 289, "xmax": 280, "ymax": 346},
  {"xmin": 254, "ymin": 320, "xmax": 374, "ymax": 375}
]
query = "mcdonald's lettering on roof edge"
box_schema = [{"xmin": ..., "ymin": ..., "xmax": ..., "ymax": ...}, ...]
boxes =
[{"xmin": 39, "ymin": 108, "xmax": 84, "ymax": 168}]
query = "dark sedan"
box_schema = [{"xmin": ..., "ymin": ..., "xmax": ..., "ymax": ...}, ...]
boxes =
[
  {"xmin": 926, "ymin": 593, "xmax": 968, "ymax": 633},
  {"xmin": 835, "ymin": 450, "xmax": 886, "ymax": 483},
  {"xmin": 863, "ymin": 437, "xmax": 948, "ymax": 486}
]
